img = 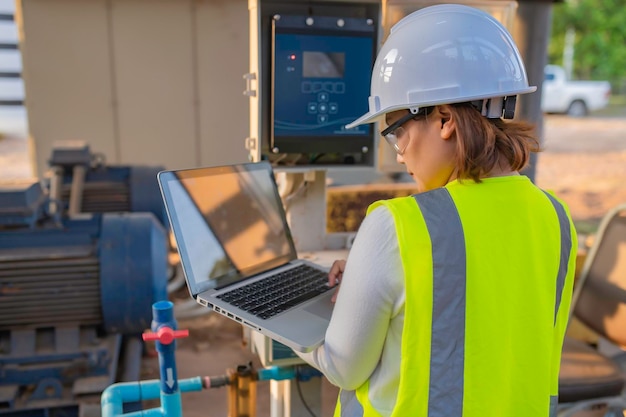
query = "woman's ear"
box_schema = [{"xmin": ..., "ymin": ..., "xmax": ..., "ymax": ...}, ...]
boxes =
[{"xmin": 437, "ymin": 105, "xmax": 455, "ymax": 140}]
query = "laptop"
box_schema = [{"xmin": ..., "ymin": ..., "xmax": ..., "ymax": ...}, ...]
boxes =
[{"xmin": 157, "ymin": 161, "xmax": 335, "ymax": 353}]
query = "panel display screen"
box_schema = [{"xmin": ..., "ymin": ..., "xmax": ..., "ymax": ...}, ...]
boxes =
[
  {"xmin": 302, "ymin": 52, "xmax": 345, "ymax": 78},
  {"xmin": 273, "ymin": 33, "xmax": 372, "ymax": 139},
  {"xmin": 270, "ymin": 15, "xmax": 376, "ymax": 156}
]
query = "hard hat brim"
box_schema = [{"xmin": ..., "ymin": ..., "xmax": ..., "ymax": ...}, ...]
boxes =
[
  {"xmin": 345, "ymin": 111, "xmax": 384, "ymax": 130},
  {"xmin": 345, "ymin": 86, "xmax": 537, "ymax": 129}
]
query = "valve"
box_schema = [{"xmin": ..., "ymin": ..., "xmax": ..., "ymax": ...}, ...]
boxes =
[{"xmin": 142, "ymin": 327, "xmax": 189, "ymax": 345}]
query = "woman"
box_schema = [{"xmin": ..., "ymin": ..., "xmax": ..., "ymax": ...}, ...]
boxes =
[{"xmin": 295, "ymin": 4, "xmax": 578, "ymax": 417}]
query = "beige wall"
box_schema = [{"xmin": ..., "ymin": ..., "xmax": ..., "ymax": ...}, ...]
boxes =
[{"xmin": 16, "ymin": 0, "xmax": 250, "ymax": 176}]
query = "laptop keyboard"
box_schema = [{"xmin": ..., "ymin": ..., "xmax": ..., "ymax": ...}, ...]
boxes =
[{"xmin": 216, "ymin": 264, "xmax": 331, "ymax": 320}]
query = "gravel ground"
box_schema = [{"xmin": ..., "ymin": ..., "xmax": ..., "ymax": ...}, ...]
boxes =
[{"xmin": 536, "ymin": 116, "xmax": 626, "ymax": 231}]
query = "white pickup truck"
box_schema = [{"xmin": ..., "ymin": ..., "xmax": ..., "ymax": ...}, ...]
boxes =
[{"xmin": 541, "ymin": 65, "xmax": 611, "ymax": 117}]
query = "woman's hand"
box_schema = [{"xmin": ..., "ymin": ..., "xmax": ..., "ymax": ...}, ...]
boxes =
[{"xmin": 328, "ymin": 260, "xmax": 346, "ymax": 302}]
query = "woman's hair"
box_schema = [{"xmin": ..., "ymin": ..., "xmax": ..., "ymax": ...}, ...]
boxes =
[{"xmin": 446, "ymin": 103, "xmax": 541, "ymax": 182}]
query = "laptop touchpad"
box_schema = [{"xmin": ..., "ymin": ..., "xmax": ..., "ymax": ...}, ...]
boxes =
[{"xmin": 304, "ymin": 296, "xmax": 334, "ymax": 320}]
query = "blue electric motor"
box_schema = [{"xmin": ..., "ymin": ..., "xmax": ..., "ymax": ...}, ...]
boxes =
[
  {"xmin": 46, "ymin": 141, "xmax": 167, "ymax": 226},
  {"xmin": 0, "ymin": 180, "xmax": 168, "ymax": 414}
]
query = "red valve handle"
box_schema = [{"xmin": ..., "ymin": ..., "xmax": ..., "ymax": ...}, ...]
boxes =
[{"xmin": 142, "ymin": 326, "xmax": 189, "ymax": 345}]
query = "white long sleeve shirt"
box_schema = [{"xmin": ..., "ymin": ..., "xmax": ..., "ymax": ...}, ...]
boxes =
[{"xmin": 296, "ymin": 206, "xmax": 405, "ymax": 415}]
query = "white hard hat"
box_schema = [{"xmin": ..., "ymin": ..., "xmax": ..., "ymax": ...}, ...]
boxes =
[{"xmin": 346, "ymin": 4, "xmax": 536, "ymax": 128}]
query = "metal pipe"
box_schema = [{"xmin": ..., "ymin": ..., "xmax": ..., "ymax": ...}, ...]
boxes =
[
  {"xmin": 119, "ymin": 336, "xmax": 143, "ymax": 382},
  {"xmin": 68, "ymin": 164, "xmax": 87, "ymax": 215},
  {"xmin": 48, "ymin": 166, "xmax": 64, "ymax": 214},
  {"xmin": 227, "ymin": 364, "xmax": 259, "ymax": 417},
  {"xmin": 512, "ymin": 2, "xmax": 553, "ymax": 183}
]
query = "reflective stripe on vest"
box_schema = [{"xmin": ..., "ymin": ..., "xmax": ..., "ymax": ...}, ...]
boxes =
[
  {"xmin": 543, "ymin": 190, "xmax": 573, "ymax": 417},
  {"xmin": 337, "ymin": 386, "xmax": 365, "ymax": 416},
  {"xmin": 336, "ymin": 187, "xmax": 574, "ymax": 417},
  {"xmin": 542, "ymin": 191, "xmax": 573, "ymax": 324},
  {"xmin": 414, "ymin": 189, "xmax": 466, "ymax": 417}
]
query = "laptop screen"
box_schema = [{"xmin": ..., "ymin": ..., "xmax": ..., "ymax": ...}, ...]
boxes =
[{"xmin": 158, "ymin": 162, "xmax": 297, "ymax": 296}]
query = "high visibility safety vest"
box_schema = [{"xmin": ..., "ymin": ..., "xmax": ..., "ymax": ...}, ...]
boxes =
[{"xmin": 335, "ymin": 177, "xmax": 577, "ymax": 417}]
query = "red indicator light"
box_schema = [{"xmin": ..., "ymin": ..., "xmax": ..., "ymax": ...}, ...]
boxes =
[{"xmin": 289, "ymin": 54, "xmax": 296, "ymax": 60}]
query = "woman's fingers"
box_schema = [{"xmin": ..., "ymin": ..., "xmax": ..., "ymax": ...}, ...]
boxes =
[{"xmin": 328, "ymin": 260, "xmax": 346, "ymax": 302}]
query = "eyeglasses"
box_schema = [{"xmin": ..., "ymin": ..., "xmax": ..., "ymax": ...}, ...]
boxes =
[{"xmin": 381, "ymin": 107, "xmax": 432, "ymax": 155}]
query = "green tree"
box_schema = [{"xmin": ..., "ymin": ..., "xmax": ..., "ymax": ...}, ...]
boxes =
[{"xmin": 549, "ymin": 0, "xmax": 626, "ymax": 92}]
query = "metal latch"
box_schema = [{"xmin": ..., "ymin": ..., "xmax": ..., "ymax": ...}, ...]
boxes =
[{"xmin": 243, "ymin": 73, "xmax": 257, "ymax": 97}]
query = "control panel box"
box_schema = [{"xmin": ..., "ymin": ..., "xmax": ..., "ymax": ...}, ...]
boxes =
[
  {"xmin": 247, "ymin": 0, "xmax": 381, "ymax": 168},
  {"xmin": 271, "ymin": 15, "xmax": 375, "ymax": 157}
]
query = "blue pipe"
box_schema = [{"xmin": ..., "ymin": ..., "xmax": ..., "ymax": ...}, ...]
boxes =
[
  {"xmin": 256, "ymin": 365, "xmax": 322, "ymax": 382},
  {"xmin": 101, "ymin": 377, "xmax": 205, "ymax": 417},
  {"xmin": 101, "ymin": 300, "xmax": 195, "ymax": 417},
  {"xmin": 151, "ymin": 301, "xmax": 181, "ymax": 395},
  {"xmin": 257, "ymin": 366, "xmax": 296, "ymax": 381},
  {"xmin": 101, "ymin": 302, "xmax": 323, "ymax": 416}
]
